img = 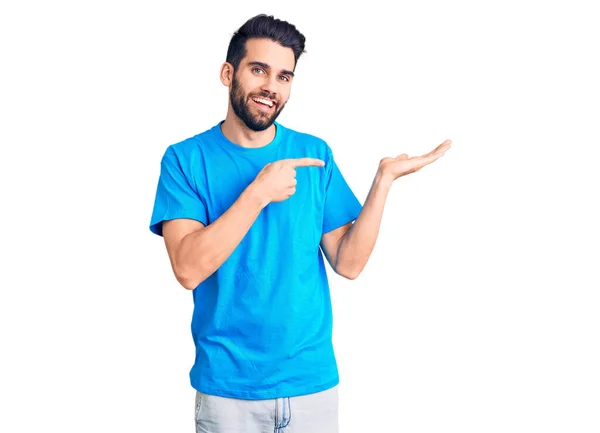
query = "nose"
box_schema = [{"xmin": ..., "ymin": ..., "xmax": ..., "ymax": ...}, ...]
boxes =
[{"xmin": 260, "ymin": 74, "xmax": 279, "ymax": 96}]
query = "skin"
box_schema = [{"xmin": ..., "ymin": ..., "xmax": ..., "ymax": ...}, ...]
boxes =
[
  {"xmin": 219, "ymin": 38, "xmax": 295, "ymax": 147},
  {"xmin": 162, "ymin": 37, "xmax": 451, "ymax": 289}
]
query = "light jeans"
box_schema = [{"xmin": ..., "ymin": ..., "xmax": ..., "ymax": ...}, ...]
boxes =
[{"xmin": 194, "ymin": 385, "xmax": 339, "ymax": 433}]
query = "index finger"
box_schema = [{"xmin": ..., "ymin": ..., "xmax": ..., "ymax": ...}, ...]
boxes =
[
  {"xmin": 285, "ymin": 158, "xmax": 326, "ymax": 168},
  {"xmin": 432, "ymin": 139, "xmax": 452, "ymax": 154},
  {"xmin": 423, "ymin": 139, "xmax": 452, "ymax": 158}
]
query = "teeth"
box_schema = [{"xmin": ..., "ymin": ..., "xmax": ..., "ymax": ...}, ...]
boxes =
[{"xmin": 253, "ymin": 97, "xmax": 273, "ymax": 107}]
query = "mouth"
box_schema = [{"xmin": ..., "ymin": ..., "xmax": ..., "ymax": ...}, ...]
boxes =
[{"xmin": 251, "ymin": 96, "xmax": 276, "ymax": 113}]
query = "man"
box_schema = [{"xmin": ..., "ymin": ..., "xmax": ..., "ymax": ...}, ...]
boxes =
[{"xmin": 149, "ymin": 14, "xmax": 451, "ymax": 433}]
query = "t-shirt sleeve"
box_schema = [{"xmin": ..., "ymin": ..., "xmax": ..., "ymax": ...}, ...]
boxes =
[
  {"xmin": 149, "ymin": 146, "xmax": 209, "ymax": 236},
  {"xmin": 322, "ymin": 146, "xmax": 363, "ymax": 234}
]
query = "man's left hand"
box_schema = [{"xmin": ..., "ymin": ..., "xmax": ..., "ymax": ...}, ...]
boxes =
[{"xmin": 378, "ymin": 139, "xmax": 452, "ymax": 182}]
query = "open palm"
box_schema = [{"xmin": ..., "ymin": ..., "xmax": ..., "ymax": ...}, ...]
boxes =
[{"xmin": 379, "ymin": 139, "xmax": 452, "ymax": 181}]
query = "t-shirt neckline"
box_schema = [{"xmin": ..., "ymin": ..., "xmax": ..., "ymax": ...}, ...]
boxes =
[{"xmin": 212, "ymin": 120, "xmax": 283, "ymax": 154}]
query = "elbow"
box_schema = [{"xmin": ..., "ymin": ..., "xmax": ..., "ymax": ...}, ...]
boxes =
[
  {"xmin": 341, "ymin": 270, "xmax": 361, "ymax": 280},
  {"xmin": 174, "ymin": 262, "xmax": 208, "ymax": 290},
  {"xmin": 177, "ymin": 275, "xmax": 202, "ymax": 290},
  {"xmin": 336, "ymin": 263, "xmax": 362, "ymax": 280}
]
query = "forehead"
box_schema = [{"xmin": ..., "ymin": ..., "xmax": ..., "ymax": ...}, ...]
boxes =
[{"xmin": 241, "ymin": 38, "xmax": 296, "ymax": 71}]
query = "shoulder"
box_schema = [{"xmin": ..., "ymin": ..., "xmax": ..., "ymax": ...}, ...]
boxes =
[
  {"xmin": 279, "ymin": 122, "xmax": 329, "ymax": 146},
  {"xmin": 160, "ymin": 124, "xmax": 218, "ymax": 167},
  {"xmin": 166, "ymin": 127, "xmax": 212, "ymax": 157},
  {"xmin": 277, "ymin": 122, "xmax": 333, "ymax": 158}
]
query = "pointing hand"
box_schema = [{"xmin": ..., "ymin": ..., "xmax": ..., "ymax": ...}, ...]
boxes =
[{"xmin": 253, "ymin": 158, "xmax": 325, "ymax": 203}]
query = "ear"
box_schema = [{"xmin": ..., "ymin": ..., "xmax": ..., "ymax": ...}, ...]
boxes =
[{"xmin": 220, "ymin": 62, "xmax": 234, "ymax": 87}]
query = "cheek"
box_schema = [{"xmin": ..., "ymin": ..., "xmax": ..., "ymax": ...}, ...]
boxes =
[
  {"xmin": 236, "ymin": 75, "xmax": 261, "ymax": 94},
  {"xmin": 279, "ymin": 88, "xmax": 291, "ymax": 102}
]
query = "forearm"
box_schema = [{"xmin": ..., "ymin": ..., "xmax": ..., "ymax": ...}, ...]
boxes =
[
  {"xmin": 176, "ymin": 183, "xmax": 268, "ymax": 289},
  {"xmin": 336, "ymin": 171, "xmax": 393, "ymax": 279}
]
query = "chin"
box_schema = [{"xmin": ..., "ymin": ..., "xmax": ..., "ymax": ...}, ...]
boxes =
[
  {"xmin": 246, "ymin": 121, "xmax": 272, "ymax": 132},
  {"xmin": 245, "ymin": 114, "xmax": 278, "ymax": 132}
]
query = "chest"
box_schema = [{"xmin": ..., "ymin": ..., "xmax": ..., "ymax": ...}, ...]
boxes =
[{"xmin": 201, "ymin": 157, "xmax": 326, "ymax": 256}]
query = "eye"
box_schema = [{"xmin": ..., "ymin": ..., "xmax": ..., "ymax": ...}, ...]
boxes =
[
  {"xmin": 279, "ymin": 75, "xmax": 290, "ymax": 82},
  {"xmin": 252, "ymin": 67, "xmax": 265, "ymax": 75}
]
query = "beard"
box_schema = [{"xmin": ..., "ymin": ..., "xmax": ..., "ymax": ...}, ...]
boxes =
[{"xmin": 229, "ymin": 75, "xmax": 285, "ymax": 132}]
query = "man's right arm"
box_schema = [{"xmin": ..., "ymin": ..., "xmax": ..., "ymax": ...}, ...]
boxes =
[
  {"xmin": 162, "ymin": 182, "xmax": 269, "ymax": 290},
  {"xmin": 160, "ymin": 157, "xmax": 324, "ymax": 290}
]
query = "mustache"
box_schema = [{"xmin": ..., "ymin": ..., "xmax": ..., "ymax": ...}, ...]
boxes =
[{"xmin": 250, "ymin": 91, "xmax": 277, "ymax": 102}]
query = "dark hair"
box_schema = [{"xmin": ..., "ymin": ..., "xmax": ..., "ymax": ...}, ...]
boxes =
[{"xmin": 226, "ymin": 14, "xmax": 306, "ymax": 71}]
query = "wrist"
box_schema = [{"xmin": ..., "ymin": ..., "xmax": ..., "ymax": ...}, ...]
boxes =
[
  {"xmin": 374, "ymin": 169, "xmax": 394, "ymax": 189},
  {"xmin": 246, "ymin": 182, "xmax": 271, "ymax": 209}
]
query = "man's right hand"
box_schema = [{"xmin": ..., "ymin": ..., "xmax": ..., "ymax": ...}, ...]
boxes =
[{"xmin": 252, "ymin": 158, "xmax": 325, "ymax": 203}]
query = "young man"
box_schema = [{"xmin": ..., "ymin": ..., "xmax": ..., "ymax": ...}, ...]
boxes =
[{"xmin": 149, "ymin": 14, "xmax": 451, "ymax": 433}]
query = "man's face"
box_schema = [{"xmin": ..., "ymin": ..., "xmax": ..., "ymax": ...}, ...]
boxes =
[{"xmin": 229, "ymin": 38, "xmax": 296, "ymax": 131}]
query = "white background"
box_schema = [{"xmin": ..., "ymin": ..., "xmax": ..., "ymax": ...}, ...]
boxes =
[{"xmin": 1, "ymin": 1, "xmax": 599, "ymax": 432}]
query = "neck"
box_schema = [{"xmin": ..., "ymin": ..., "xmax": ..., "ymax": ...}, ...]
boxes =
[{"xmin": 221, "ymin": 108, "xmax": 276, "ymax": 149}]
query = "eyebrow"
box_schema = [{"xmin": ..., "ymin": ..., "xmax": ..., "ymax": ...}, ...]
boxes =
[{"xmin": 248, "ymin": 61, "xmax": 295, "ymax": 78}]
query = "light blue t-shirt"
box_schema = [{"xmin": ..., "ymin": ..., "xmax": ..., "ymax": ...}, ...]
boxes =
[{"xmin": 149, "ymin": 120, "xmax": 362, "ymax": 399}]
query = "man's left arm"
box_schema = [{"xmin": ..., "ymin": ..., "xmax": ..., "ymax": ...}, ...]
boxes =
[{"xmin": 321, "ymin": 139, "xmax": 452, "ymax": 280}]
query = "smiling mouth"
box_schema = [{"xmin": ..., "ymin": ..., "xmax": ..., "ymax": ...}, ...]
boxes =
[{"xmin": 251, "ymin": 96, "xmax": 276, "ymax": 112}]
